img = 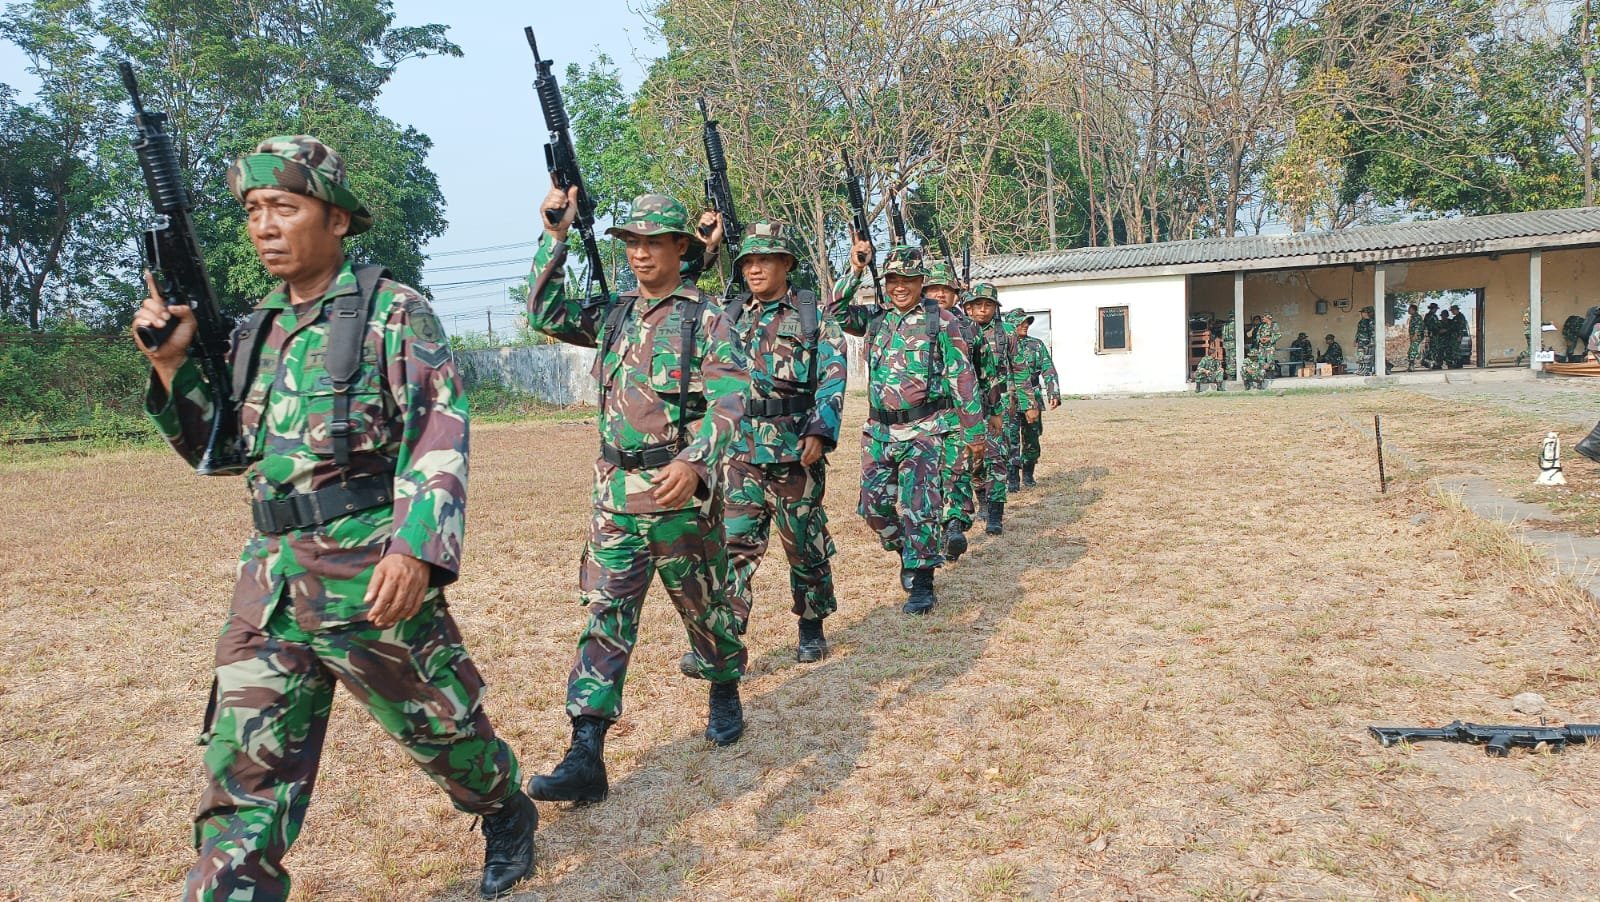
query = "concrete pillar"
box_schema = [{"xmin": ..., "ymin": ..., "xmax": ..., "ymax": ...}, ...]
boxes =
[
  {"xmin": 1233, "ymin": 271, "xmax": 1245, "ymax": 383},
  {"xmin": 1530, "ymin": 249, "xmax": 1543, "ymax": 372},
  {"xmin": 1373, "ymin": 264, "xmax": 1386, "ymax": 378}
]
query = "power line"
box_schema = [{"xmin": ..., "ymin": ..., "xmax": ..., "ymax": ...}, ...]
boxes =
[{"xmin": 427, "ymin": 240, "xmax": 539, "ymax": 259}]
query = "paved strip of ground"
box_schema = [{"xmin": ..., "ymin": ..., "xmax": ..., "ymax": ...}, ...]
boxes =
[{"xmin": 2, "ymin": 392, "xmax": 1597, "ymax": 900}]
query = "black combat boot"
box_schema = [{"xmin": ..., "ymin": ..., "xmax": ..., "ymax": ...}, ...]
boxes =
[
  {"xmin": 945, "ymin": 523, "xmax": 968, "ymax": 562},
  {"xmin": 478, "ymin": 790, "xmax": 537, "ymax": 898},
  {"xmin": 1006, "ymin": 464, "xmax": 1022, "ymax": 493},
  {"xmin": 1022, "ymin": 462, "xmax": 1036, "ymax": 487},
  {"xmin": 705, "ymin": 681, "xmax": 744, "ymax": 746},
  {"xmin": 902, "ymin": 568, "xmax": 937, "ymax": 615},
  {"xmin": 986, "ymin": 502, "xmax": 1005, "ymax": 536},
  {"xmin": 1577, "ymin": 422, "xmax": 1600, "ymax": 463},
  {"xmin": 796, "ymin": 617, "xmax": 828, "ymax": 663},
  {"xmin": 527, "ymin": 715, "xmax": 609, "ymax": 803}
]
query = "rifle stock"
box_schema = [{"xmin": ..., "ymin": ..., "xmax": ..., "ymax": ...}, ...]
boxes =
[{"xmin": 121, "ymin": 61, "xmax": 245, "ymax": 476}]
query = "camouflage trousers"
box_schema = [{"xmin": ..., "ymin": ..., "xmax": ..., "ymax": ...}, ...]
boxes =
[
  {"xmin": 187, "ymin": 599, "xmax": 518, "ymax": 901},
  {"xmin": 1193, "ymin": 357, "xmax": 1225, "ymax": 386},
  {"xmin": 944, "ymin": 428, "xmax": 1008, "ymax": 527},
  {"xmin": 859, "ymin": 432, "xmax": 946, "ymax": 569},
  {"xmin": 723, "ymin": 457, "xmax": 837, "ymax": 628},
  {"xmin": 1241, "ymin": 353, "xmax": 1272, "ymax": 384},
  {"xmin": 1407, "ymin": 337, "xmax": 1423, "ymax": 368},
  {"xmin": 568, "ymin": 505, "xmax": 746, "ymax": 720},
  {"xmin": 1355, "ymin": 342, "xmax": 1375, "ymax": 376},
  {"xmin": 1005, "ymin": 411, "xmax": 1043, "ymax": 465}
]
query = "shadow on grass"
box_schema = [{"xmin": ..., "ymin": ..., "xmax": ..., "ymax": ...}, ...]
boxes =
[{"xmin": 454, "ymin": 465, "xmax": 1105, "ymax": 901}]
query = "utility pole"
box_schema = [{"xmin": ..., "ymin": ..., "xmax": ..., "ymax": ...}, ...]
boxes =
[
  {"xmin": 1045, "ymin": 137, "xmax": 1058, "ymax": 251},
  {"xmin": 486, "ymin": 308, "xmax": 494, "ymax": 341}
]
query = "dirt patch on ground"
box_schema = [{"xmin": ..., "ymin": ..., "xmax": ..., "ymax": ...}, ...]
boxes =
[{"xmin": 2, "ymin": 391, "xmax": 1598, "ymax": 899}]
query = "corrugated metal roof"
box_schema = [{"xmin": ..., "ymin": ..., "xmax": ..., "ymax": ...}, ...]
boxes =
[{"xmin": 972, "ymin": 207, "xmax": 1600, "ymax": 284}]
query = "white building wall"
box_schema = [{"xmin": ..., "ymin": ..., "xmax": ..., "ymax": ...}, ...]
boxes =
[{"xmin": 998, "ymin": 274, "xmax": 1189, "ymax": 395}]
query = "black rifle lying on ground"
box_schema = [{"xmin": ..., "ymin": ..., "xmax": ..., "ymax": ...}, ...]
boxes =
[
  {"xmin": 526, "ymin": 27, "xmax": 609, "ymax": 302},
  {"xmin": 1368, "ymin": 720, "xmax": 1600, "ymax": 757},
  {"xmin": 696, "ymin": 96, "xmax": 745, "ymax": 296},
  {"xmin": 841, "ymin": 150, "xmax": 883, "ymax": 299},
  {"xmin": 120, "ymin": 61, "xmax": 246, "ymax": 477}
]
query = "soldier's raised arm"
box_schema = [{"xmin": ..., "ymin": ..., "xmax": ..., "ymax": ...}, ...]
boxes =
[
  {"xmin": 828, "ymin": 236, "xmax": 879, "ymax": 337},
  {"xmin": 526, "ymin": 184, "xmax": 608, "ymax": 347}
]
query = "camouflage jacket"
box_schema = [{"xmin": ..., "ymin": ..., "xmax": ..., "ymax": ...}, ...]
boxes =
[
  {"xmin": 948, "ymin": 307, "xmax": 1008, "ymax": 418},
  {"xmin": 526, "ymin": 233, "xmax": 749, "ymax": 514},
  {"xmin": 1355, "ymin": 318, "xmax": 1375, "ymax": 348},
  {"xmin": 829, "ymin": 271, "xmax": 983, "ymax": 444},
  {"xmin": 726, "ymin": 288, "xmax": 848, "ymax": 465},
  {"xmin": 976, "ymin": 316, "xmax": 1017, "ymax": 416},
  {"xmin": 146, "ymin": 260, "xmax": 467, "ymax": 630},
  {"xmin": 1254, "ymin": 321, "xmax": 1281, "ymax": 356},
  {"xmin": 1408, "ymin": 315, "xmax": 1427, "ymax": 342},
  {"xmin": 1009, "ymin": 335, "xmax": 1061, "ymax": 412}
]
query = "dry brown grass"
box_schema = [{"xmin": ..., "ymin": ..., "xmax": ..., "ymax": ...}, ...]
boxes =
[{"xmin": 3, "ymin": 390, "xmax": 1600, "ymax": 899}]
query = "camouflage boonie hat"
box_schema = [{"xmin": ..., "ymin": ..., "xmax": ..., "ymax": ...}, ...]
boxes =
[
  {"xmin": 606, "ymin": 194, "xmax": 705, "ymax": 259},
  {"xmin": 227, "ymin": 136, "xmax": 373, "ymax": 236},
  {"xmin": 734, "ymin": 221, "xmax": 797, "ymax": 265},
  {"xmin": 924, "ymin": 261, "xmax": 959, "ymax": 289},
  {"xmin": 881, "ymin": 244, "xmax": 926, "ymax": 278},
  {"xmin": 1004, "ymin": 309, "xmax": 1035, "ymax": 327},
  {"xmin": 963, "ymin": 282, "xmax": 999, "ymax": 306}
]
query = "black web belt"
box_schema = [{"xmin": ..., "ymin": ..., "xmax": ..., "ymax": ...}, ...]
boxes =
[
  {"xmin": 251, "ymin": 474, "xmax": 395, "ymax": 535},
  {"xmin": 746, "ymin": 394, "xmax": 814, "ymax": 418},
  {"xmin": 868, "ymin": 398, "xmax": 951, "ymax": 426},
  {"xmin": 601, "ymin": 440, "xmax": 685, "ymax": 471}
]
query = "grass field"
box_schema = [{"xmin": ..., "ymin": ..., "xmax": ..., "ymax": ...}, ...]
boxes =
[{"xmin": 3, "ymin": 388, "xmax": 1600, "ymax": 900}]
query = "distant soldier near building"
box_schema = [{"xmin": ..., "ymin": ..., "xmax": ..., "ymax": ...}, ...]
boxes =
[
  {"xmin": 963, "ymin": 283, "xmax": 1016, "ymax": 535},
  {"xmin": 1242, "ymin": 312, "xmax": 1281, "ymax": 389},
  {"xmin": 1406, "ymin": 302, "xmax": 1425, "ymax": 371},
  {"xmin": 1423, "ymin": 302, "xmax": 1443, "ymax": 369},
  {"xmin": 926, "ymin": 262, "xmax": 998, "ymax": 562},
  {"xmin": 1354, "ymin": 306, "xmax": 1376, "ymax": 375},
  {"xmin": 1222, "ymin": 316, "xmax": 1237, "ymax": 377},
  {"xmin": 833, "ymin": 241, "xmax": 983, "ymax": 614},
  {"xmin": 133, "ymin": 136, "xmax": 536, "ymax": 900},
  {"xmin": 1194, "ymin": 335, "xmax": 1226, "ymax": 392},
  {"xmin": 707, "ymin": 221, "xmax": 847, "ymax": 664},
  {"xmin": 1003, "ymin": 310, "xmax": 1061, "ymax": 490},
  {"xmin": 524, "ymin": 187, "xmax": 751, "ymax": 808}
]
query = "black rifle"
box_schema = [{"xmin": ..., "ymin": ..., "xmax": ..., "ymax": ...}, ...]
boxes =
[
  {"xmin": 841, "ymin": 150, "xmax": 882, "ymax": 298},
  {"xmin": 1368, "ymin": 720, "xmax": 1600, "ymax": 757},
  {"xmin": 120, "ymin": 62, "xmax": 246, "ymax": 476},
  {"xmin": 887, "ymin": 191, "xmax": 909, "ymax": 245},
  {"xmin": 936, "ymin": 233, "xmax": 957, "ymax": 283},
  {"xmin": 962, "ymin": 242, "xmax": 971, "ymax": 287},
  {"xmin": 526, "ymin": 27, "xmax": 609, "ymax": 301},
  {"xmin": 696, "ymin": 96, "xmax": 745, "ymax": 295}
]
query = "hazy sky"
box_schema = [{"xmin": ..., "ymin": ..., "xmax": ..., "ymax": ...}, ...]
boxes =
[{"xmin": 0, "ymin": 3, "xmax": 665, "ymax": 330}]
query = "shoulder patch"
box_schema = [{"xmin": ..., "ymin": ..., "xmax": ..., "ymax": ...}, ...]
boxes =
[{"xmin": 409, "ymin": 303, "xmax": 447, "ymax": 346}]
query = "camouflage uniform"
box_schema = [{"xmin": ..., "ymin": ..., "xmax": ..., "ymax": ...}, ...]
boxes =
[
  {"xmin": 965, "ymin": 284, "xmax": 1015, "ymax": 513},
  {"xmin": 720, "ymin": 224, "xmax": 848, "ymax": 633},
  {"xmin": 1222, "ymin": 319, "xmax": 1237, "ymax": 377},
  {"xmin": 1193, "ymin": 350, "xmax": 1225, "ymax": 390},
  {"xmin": 1406, "ymin": 307, "xmax": 1425, "ymax": 370},
  {"xmin": 1003, "ymin": 311, "xmax": 1060, "ymax": 469},
  {"xmin": 926, "ymin": 264, "xmax": 996, "ymax": 535},
  {"xmin": 148, "ymin": 137, "xmax": 520, "ymax": 900},
  {"xmin": 831, "ymin": 249, "xmax": 982, "ymax": 572},
  {"xmin": 1354, "ymin": 309, "xmax": 1376, "ymax": 376},
  {"xmin": 1423, "ymin": 307, "xmax": 1443, "ymax": 368},
  {"xmin": 1243, "ymin": 317, "xmax": 1280, "ymax": 386},
  {"xmin": 526, "ymin": 194, "xmax": 748, "ymax": 722}
]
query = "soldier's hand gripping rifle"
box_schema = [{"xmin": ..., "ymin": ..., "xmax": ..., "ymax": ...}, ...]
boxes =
[
  {"xmin": 526, "ymin": 27, "xmax": 609, "ymax": 302},
  {"xmin": 841, "ymin": 150, "xmax": 882, "ymax": 298},
  {"xmin": 1369, "ymin": 720, "xmax": 1600, "ymax": 757},
  {"xmin": 121, "ymin": 62, "xmax": 246, "ymax": 476},
  {"xmin": 696, "ymin": 97, "xmax": 745, "ymax": 296}
]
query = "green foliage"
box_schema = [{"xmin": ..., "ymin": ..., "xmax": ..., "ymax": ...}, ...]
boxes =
[
  {"xmin": 461, "ymin": 377, "xmax": 581, "ymax": 423},
  {"xmin": 0, "ymin": 0, "xmax": 458, "ymax": 327},
  {"xmin": 0, "ymin": 322, "xmax": 153, "ymax": 439}
]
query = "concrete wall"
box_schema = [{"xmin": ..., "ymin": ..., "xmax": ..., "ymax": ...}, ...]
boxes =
[
  {"xmin": 1000, "ymin": 274, "xmax": 1189, "ymax": 394},
  {"xmin": 457, "ymin": 345, "xmax": 598, "ymax": 405},
  {"xmin": 1189, "ymin": 247, "xmax": 1600, "ymax": 367}
]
